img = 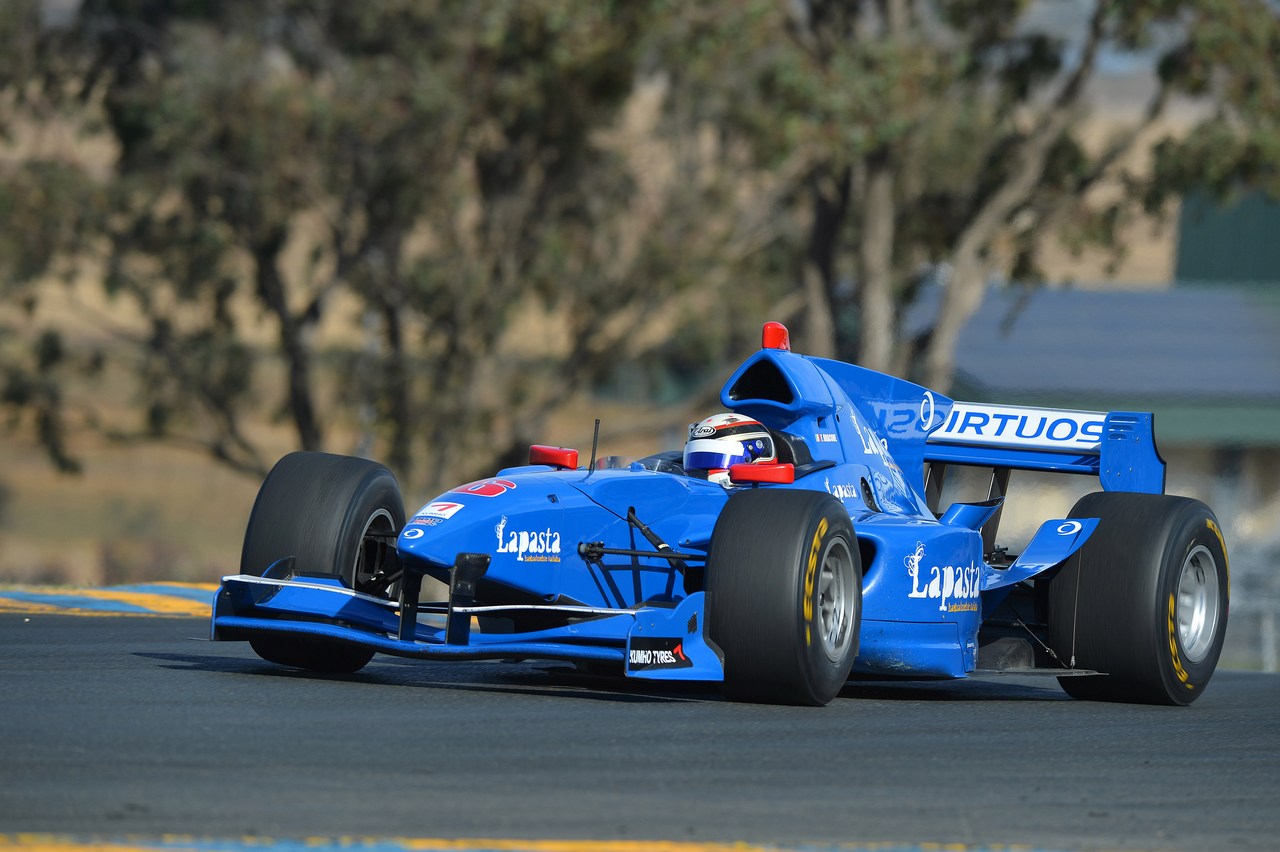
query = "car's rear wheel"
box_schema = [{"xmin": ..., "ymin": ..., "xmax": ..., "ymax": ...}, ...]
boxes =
[
  {"xmin": 1047, "ymin": 491, "xmax": 1229, "ymax": 705},
  {"xmin": 707, "ymin": 489, "xmax": 861, "ymax": 706},
  {"xmin": 241, "ymin": 451, "xmax": 405, "ymax": 673}
]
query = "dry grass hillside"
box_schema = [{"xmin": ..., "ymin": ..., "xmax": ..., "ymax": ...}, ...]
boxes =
[{"xmin": 0, "ymin": 366, "xmax": 701, "ymax": 585}]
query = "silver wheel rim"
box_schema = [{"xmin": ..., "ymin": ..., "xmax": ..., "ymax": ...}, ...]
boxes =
[
  {"xmin": 350, "ymin": 507, "xmax": 396, "ymax": 595},
  {"xmin": 1176, "ymin": 544, "xmax": 1220, "ymax": 664},
  {"xmin": 817, "ymin": 537, "xmax": 856, "ymax": 663}
]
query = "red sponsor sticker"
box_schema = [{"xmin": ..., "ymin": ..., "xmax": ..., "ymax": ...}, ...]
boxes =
[
  {"xmin": 417, "ymin": 501, "xmax": 465, "ymax": 519},
  {"xmin": 452, "ymin": 479, "xmax": 517, "ymax": 498}
]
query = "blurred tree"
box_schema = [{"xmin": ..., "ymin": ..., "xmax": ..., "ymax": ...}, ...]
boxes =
[
  {"xmin": 0, "ymin": 161, "xmax": 98, "ymax": 474},
  {"xmin": 310, "ymin": 1, "xmax": 691, "ymax": 486},
  {"xmin": 6, "ymin": 0, "xmax": 1275, "ymax": 491},
  {"xmin": 1, "ymin": 0, "xmax": 699, "ymax": 490},
  {"xmin": 0, "ymin": 0, "xmax": 102, "ymax": 474},
  {"xmin": 652, "ymin": 0, "xmax": 1280, "ymax": 390}
]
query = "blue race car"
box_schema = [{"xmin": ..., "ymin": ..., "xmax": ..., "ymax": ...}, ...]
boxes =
[{"xmin": 212, "ymin": 322, "xmax": 1229, "ymax": 706}]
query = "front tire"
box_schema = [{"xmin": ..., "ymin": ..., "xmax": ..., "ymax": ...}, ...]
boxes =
[
  {"xmin": 707, "ymin": 490, "xmax": 861, "ymax": 706},
  {"xmin": 241, "ymin": 452, "xmax": 406, "ymax": 674},
  {"xmin": 1047, "ymin": 492, "xmax": 1229, "ymax": 705}
]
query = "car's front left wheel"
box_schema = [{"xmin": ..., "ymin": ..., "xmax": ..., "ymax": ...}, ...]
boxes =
[
  {"xmin": 706, "ymin": 489, "xmax": 861, "ymax": 706},
  {"xmin": 240, "ymin": 451, "xmax": 405, "ymax": 673}
]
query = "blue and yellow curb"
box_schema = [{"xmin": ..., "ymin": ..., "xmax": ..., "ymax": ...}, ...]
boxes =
[
  {"xmin": 0, "ymin": 837, "xmax": 1059, "ymax": 852},
  {"xmin": 0, "ymin": 582, "xmax": 217, "ymax": 617}
]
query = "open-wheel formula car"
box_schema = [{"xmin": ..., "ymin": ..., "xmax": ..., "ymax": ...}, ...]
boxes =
[{"xmin": 212, "ymin": 321, "xmax": 1229, "ymax": 706}]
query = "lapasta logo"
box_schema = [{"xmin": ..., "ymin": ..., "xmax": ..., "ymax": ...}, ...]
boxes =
[
  {"xmin": 824, "ymin": 477, "xmax": 859, "ymax": 501},
  {"xmin": 494, "ymin": 515, "xmax": 561, "ymax": 563},
  {"xmin": 905, "ymin": 542, "xmax": 981, "ymax": 613}
]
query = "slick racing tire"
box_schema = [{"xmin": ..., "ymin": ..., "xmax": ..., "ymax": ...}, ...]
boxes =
[
  {"xmin": 241, "ymin": 452, "xmax": 406, "ymax": 674},
  {"xmin": 1047, "ymin": 492, "xmax": 1229, "ymax": 706},
  {"xmin": 707, "ymin": 489, "xmax": 861, "ymax": 706}
]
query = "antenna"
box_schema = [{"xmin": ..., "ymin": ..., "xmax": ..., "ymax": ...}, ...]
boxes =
[{"xmin": 586, "ymin": 418, "xmax": 601, "ymax": 477}]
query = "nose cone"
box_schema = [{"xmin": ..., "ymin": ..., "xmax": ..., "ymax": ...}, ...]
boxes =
[{"xmin": 397, "ymin": 472, "xmax": 592, "ymax": 592}]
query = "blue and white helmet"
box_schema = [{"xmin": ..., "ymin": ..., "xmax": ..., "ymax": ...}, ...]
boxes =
[{"xmin": 683, "ymin": 413, "xmax": 776, "ymax": 484}]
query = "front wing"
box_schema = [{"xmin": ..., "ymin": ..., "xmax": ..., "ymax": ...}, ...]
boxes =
[{"xmin": 211, "ymin": 568, "xmax": 724, "ymax": 682}]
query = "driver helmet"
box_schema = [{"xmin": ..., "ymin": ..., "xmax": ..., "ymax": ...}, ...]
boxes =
[{"xmin": 683, "ymin": 413, "xmax": 776, "ymax": 485}]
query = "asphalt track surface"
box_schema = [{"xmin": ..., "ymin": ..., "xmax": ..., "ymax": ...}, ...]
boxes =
[{"xmin": 1, "ymin": 586, "xmax": 1278, "ymax": 852}]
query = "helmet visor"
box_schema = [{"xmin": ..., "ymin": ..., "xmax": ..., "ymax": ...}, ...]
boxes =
[{"xmin": 683, "ymin": 437, "xmax": 748, "ymax": 471}]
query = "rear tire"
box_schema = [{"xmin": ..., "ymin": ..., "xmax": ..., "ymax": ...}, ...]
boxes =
[
  {"xmin": 1048, "ymin": 492, "xmax": 1228, "ymax": 705},
  {"xmin": 241, "ymin": 452, "xmax": 405, "ymax": 674},
  {"xmin": 707, "ymin": 489, "xmax": 861, "ymax": 706}
]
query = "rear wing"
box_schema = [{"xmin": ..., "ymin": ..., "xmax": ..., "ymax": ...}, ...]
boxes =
[{"xmin": 925, "ymin": 402, "xmax": 1166, "ymax": 495}]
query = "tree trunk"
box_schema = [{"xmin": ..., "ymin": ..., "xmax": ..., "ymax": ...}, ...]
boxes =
[
  {"xmin": 253, "ymin": 234, "xmax": 323, "ymax": 452},
  {"xmin": 801, "ymin": 262, "xmax": 837, "ymax": 360},
  {"xmin": 381, "ymin": 300, "xmax": 411, "ymax": 476},
  {"xmin": 921, "ymin": 257, "xmax": 985, "ymax": 391},
  {"xmin": 916, "ymin": 2, "xmax": 1107, "ymax": 392},
  {"xmin": 857, "ymin": 157, "xmax": 896, "ymax": 372},
  {"xmin": 800, "ymin": 166, "xmax": 850, "ymax": 359}
]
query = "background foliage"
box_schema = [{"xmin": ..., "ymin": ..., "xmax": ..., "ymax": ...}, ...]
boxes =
[{"xmin": 2, "ymin": 0, "xmax": 1278, "ymax": 498}]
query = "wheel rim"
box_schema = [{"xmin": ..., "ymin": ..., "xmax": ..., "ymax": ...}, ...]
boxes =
[
  {"xmin": 350, "ymin": 508, "xmax": 397, "ymax": 596},
  {"xmin": 816, "ymin": 537, "xmax": 856, "ymax": 663},
  {"xmin": 1176, "ymin": 544, "xmax": 1221, "ymax": 664}
]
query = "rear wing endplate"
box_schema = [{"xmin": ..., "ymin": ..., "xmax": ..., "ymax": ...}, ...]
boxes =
[{"xmin": 924, "ymin": 402, "xmax": 1165, "ymax": 495}]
